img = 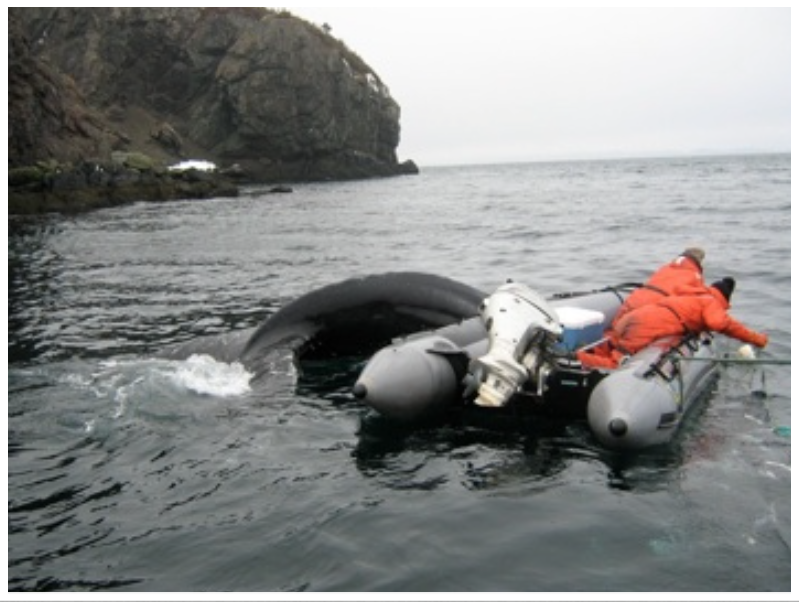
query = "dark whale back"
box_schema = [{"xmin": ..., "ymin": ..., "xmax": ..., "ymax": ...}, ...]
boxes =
[{"xmin": 242, "ymin": 272, "xmax": 486, "ymax": 361}]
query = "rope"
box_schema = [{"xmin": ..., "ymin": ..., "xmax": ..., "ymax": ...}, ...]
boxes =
[
  {"xmin": 678, "ymin": 356, "xmax": 791, "ymax": 366},
  {"xmin": 550, "ymin": 282, "xmax": 642, "ymax": 300}
]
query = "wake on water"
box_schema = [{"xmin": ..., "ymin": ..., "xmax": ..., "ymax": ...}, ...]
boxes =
[{"xmin": 10, "ymin": 353, "xmax": 301, "ymax": 444}]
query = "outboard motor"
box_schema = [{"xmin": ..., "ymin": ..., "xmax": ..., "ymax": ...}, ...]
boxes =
[{"xmin": 470, "ymin": 282, "xmax": 563, "ymax": 407}]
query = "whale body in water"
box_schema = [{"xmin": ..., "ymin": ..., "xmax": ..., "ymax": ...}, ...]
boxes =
[{"xmin": 159, "ymin": 272, "xmax": 487, "ymax": 381}]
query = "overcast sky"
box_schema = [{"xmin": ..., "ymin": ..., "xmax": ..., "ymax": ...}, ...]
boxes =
[{"xmin": 286, "ymin": 6, "xmax": 790, "ymax": 167}]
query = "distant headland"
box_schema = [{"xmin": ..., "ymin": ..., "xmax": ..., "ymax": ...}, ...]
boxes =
[{"xmin": 9, "ymin": 8, "xmax": 418, "ymax": 215}]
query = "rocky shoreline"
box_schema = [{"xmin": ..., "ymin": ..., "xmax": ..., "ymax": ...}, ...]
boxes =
[
  {"xmin": 9, "ymin": 156, "xmax": 241, "ymax": 216},
  {"xmin": 8, "ymin": 154, "xmax": 420, "ymax": 216}
]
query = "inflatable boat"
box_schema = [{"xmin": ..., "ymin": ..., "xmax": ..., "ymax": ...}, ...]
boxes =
[
  {"xmin": 353, "ymin": 280, "xmax": 721, "ymax": 450},
  {"xmin": 162, "ymin": 271, "xmax": 720, "ymax": 450}
]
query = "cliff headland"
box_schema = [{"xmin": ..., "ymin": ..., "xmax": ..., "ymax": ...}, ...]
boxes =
[{"xmin": 9, "ymin": 8, "xmax": 417, "ymax": 214}]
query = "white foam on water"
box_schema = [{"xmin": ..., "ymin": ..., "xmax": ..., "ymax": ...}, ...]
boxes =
[
  {"xmin": 167, "ymin": 159, "xmax": 216, "ymax": 172},
  {"xmin": 85, "ymin": 355, "xmax": 254, "ymax": 398},
  {"xmin": 69, "ymin": 355, "xmax": 253, "ymax": 431},
  {"xmin": 169, "ymin": 354, "xmax": 253, "ymax": 397}
]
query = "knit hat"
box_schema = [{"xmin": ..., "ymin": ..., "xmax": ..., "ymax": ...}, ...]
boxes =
[
  {"xmin": 681, "ymin": 247, "xmax": 705, "ymax": 266},
  {"xmin": 711, "ymin": 277, "xmax": 736, "ymax": 301}
]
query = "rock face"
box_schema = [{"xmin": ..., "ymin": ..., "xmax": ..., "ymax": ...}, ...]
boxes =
[
  {"xmin": 8, "ymin": 12, "xmax": 121, "ymax": 166},
  {"xmin": 10, "ymin": 8, "xmax": 418, "ymax": 182}
]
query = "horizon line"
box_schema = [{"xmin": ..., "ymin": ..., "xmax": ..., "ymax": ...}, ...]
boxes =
[{"xmin": 411, "ymin": 149, "xmax": 790, "ymax": 170}]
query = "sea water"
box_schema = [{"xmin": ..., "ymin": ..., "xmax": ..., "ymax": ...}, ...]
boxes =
[{"xmin": 8, "ymin": 154, "xmax": 790, "ymax": 592}]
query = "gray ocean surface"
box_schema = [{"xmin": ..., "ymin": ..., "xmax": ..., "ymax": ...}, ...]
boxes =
[{"xmin": 8, "ymin": 154, "xmax": 791, "ymax": 592}]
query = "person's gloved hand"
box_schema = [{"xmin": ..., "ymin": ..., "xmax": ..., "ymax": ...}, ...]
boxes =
[{"xmin": 750, "ymin": 332, "xmax": 769, "ymax": 348}]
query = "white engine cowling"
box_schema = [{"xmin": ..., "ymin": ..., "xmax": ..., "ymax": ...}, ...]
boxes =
[{"xmin": 471, "ymin": 281, "xmax": 563, "ymax": 407}]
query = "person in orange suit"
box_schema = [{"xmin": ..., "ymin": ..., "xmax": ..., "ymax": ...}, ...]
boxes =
[
  {"xmin": 612, "ymin": 247, "xmax": 706, "ymax": 328},
  {"xmin": 574, "ymin": 247, "xmax": 707, "ymax": 368},
  {"xmin": 577, "ymin": 277, "xmax": 768, "ymax": 370}
]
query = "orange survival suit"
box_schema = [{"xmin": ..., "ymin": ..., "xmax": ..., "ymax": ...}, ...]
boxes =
[
  {"xmin": 578, "ymin": 278, "xmax": 768, "ymax": 370},
  {"xmin": 611, "ymin": 249, "xmax": 705, "ymax": 328}
]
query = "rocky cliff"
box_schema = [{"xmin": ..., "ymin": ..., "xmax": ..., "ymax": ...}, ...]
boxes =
[
  {"xmin": 9, "ymin": 12, "xmax": 120, "ymax": 166},
  {"xmin": 10, "ymin": 8, "xmax": 417, "ymax": 183}
]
